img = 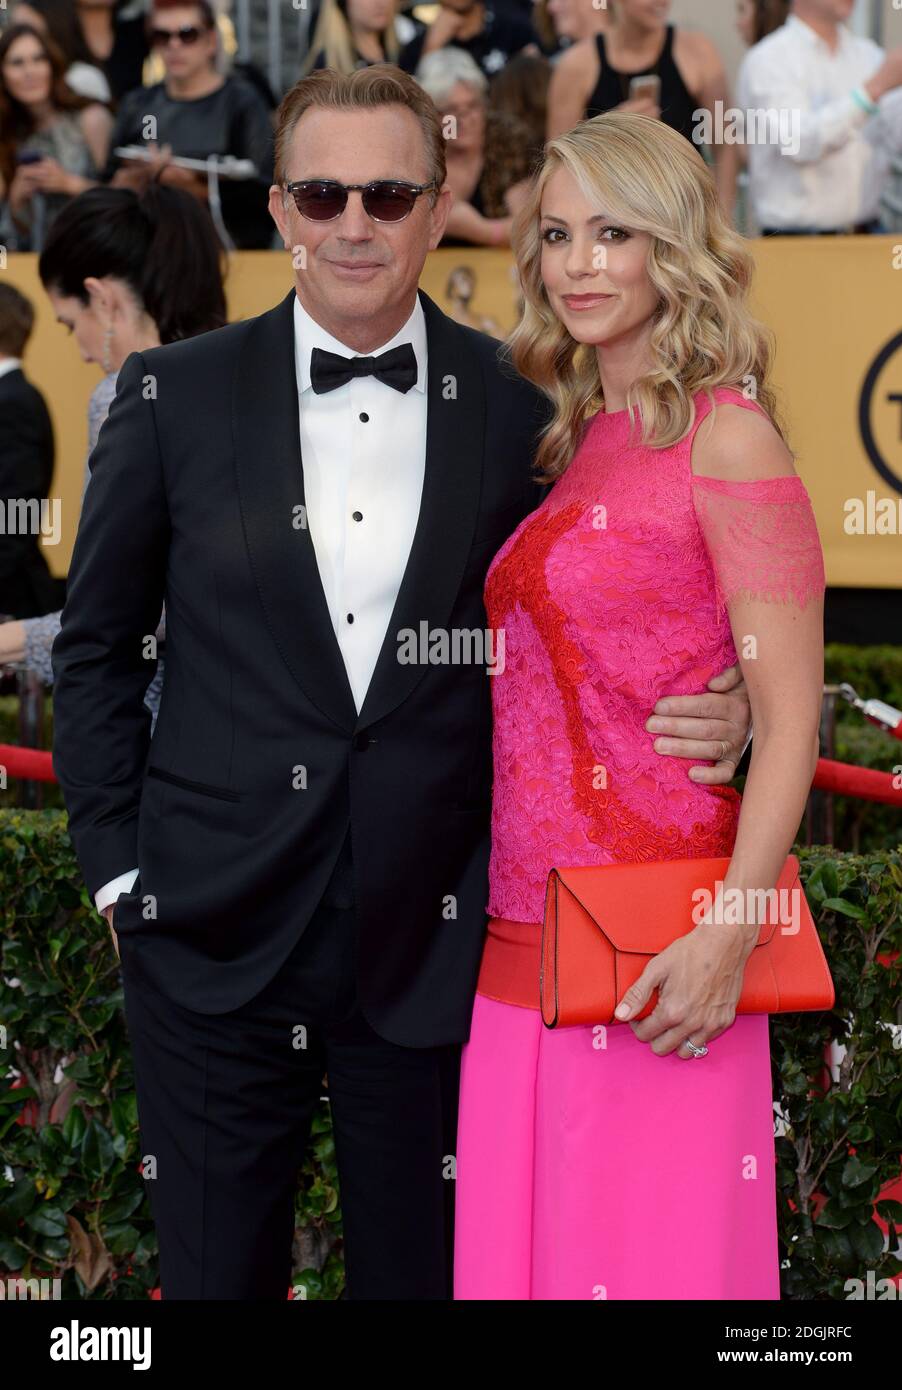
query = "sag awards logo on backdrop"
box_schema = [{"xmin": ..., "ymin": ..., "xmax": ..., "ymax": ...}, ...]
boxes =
[{"xmin": 859, "ymin": 330, "xmax": 902, "ymax": 497}]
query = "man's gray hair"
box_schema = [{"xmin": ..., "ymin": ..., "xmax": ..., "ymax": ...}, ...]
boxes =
[{"xmin": 415, "ymin": 48, "xmax": 488, "ymax": 109}]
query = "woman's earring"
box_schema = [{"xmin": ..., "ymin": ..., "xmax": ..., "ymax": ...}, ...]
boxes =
[{"xmin": 101, "ymin": 320, "xmax": 113, "ymax": 375}]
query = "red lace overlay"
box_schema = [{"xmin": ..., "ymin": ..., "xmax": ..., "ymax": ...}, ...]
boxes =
[{"xmin": 484, "ymin": 386, "xmax": 824, "ymax": 924}]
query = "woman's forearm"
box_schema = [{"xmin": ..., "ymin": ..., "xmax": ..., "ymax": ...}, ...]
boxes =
[
  {"xmin": 443, "ymin": 199, "xmax": 510, "ymax": 246},
  {"xmin": 4, "ymin": 612, "xmax": 61, "ymax": 684},
  {"xmin": 712, "ymin": 727, "xmax": 820, "ymax": 927},
  {"xmin": 0, "ymin": 620, "xmax": 27, "ymax": 666},
  {"xmin": 65, "ymin": 173, "xmax": 98, "ymax": 196}
]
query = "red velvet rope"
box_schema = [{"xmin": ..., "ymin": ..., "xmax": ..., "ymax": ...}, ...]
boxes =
[
  {"xmin": 811, "ymin": 757, "xmax": 902, "ymax": 807},
  {"xmin": 2, "ymin": 745, "xmax": 900, "ymax": 804},
  {"xmin": 0, "ymin": 744, "xmax": 56, "ymax": 781}
]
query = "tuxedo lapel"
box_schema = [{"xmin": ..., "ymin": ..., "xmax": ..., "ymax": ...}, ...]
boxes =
[
  {"xmin": 232, "ymin": 288, "xmax": 358, "ymax": 732},
  {"xmin": 357, "ymin": 289, "xmax": 486, "ymax": 730},
  {"xmin": 232, "ymin": 286, "xmax": 486, "ymax": 736}
]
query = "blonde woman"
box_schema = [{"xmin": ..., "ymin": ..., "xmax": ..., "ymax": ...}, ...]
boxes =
[
  {"xmin": 454, "ymin": 112, "xmax": 825, "ymax": 1300},
  {"xmin": 303, "ymin": 0, "xmax": 401, "ymax": 75}
]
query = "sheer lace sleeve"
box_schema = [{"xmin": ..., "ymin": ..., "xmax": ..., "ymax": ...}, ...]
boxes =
[
  {"xmin": 691, "ymin": 475, "xmax": 825, "ymax": 611},
  {"xmin": 22, "ymin": 611, "xmax": 61, "ymax": 685}
]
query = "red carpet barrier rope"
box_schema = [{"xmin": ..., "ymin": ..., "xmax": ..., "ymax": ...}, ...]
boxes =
[
  {"xmin": 0, "ymin": 745, "xmax": 56, "ymax": 781},
  {"xmin": 2, "ymin": 746, "xmax": 900, "ymax": 801},
  {"xmin": 811, "ymin": 758, "xmax": 902, "ymax": 807}
]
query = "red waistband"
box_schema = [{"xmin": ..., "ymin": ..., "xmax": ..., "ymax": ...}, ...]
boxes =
[{"xmin": 477, "ymin": 917, "xmax": 543, "ymax": 1011}]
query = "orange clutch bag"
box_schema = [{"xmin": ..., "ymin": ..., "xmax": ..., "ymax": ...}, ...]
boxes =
[{"xmin": 540, "ymin": 855, "xmax": 835, "ymax": 1029}]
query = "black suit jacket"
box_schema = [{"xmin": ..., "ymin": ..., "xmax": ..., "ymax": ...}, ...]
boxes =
[
  {"xmin": 52, "ymin": 288, "xmax": 551, "ymax": 1046},
  {"xmin": 0, "ymin": 368, "xmax": 60, "ymax": 619}
]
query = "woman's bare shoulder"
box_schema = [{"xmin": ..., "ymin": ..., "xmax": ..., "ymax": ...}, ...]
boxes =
[{"xmin": 692, "ymin": 400, "xmax": 796, "ymax": 481}]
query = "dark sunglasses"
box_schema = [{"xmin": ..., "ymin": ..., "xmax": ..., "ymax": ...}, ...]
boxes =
[
  {"xmin": 150, "ymin": 25, "xmax": 205, "ymax": 47},
  {"xmin": 285, "ymin": 179, "xmax": 438, "ymax": 223}
]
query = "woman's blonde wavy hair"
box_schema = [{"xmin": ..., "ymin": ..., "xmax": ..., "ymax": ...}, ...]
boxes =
[
  {"xmin": 508, "ymin": 111, "xmax": 781, "ymax": 481},
  {"xmin": 300, "ymin": 0, "xmax": 400, "ymax": 77}
]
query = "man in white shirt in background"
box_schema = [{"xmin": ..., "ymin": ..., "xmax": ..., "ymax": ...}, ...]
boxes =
[{"xmin": 738, "ymin": 0, "xmax": 902, "ymax": 234}]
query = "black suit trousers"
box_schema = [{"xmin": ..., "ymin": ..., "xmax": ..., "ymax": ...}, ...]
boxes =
[{"xmin": 117, "ymin": 871, "xmax": 460, "ymax": 1300}]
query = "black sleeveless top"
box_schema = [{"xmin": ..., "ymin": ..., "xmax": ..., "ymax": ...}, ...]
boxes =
[{"xmin": 584, "ymin": 26, "xmax": 697, "ymax": 144}]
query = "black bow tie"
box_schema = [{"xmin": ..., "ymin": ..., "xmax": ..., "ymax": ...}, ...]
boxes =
[{"xmin": 309, "ymin": 342, "xmax": 418, "ymax": 395}]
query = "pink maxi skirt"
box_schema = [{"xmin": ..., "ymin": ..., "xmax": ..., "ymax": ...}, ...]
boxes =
[{"xmin": 454, "ymin": 983, "xmax": 781, "ymax": 1300}]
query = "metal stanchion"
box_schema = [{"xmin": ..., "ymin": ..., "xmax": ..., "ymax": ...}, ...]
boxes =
[
  {"xmin": 267, "ymin": 0, "xmax": 282, "ymax": 104},
  {"xmin": 807, "ymin": 686, "xmax": 839, "ymax": 846},
  {"xmin": 205, "ymin": 155, "xmax": 234, "ymax": 252},
  {"xmin": 868, "ymin": 0, "xmax": 883, "ymax": 46},
  {"xmin": 16, "ymin": 671, "xmax": 45, "ymax": 810},
  {"xmin": 234, "ymin": 0, "xmax": 251, "ymax": 58},
  {"xmin": 298, "ymin": 0, "xmax": 313, "ymax": 72},
  {"xmin": 30, "ymin": 191, "xmax": 47, "ymax": 254},
  {"xmin": 838, "ymin": 682, "xmax": 902, "ymax": 737}
]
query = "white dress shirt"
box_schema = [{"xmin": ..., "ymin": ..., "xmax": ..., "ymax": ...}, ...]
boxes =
[
  {"xmin": 0, "ymin": 357, "xmax": 22, "ymax": 382},
  {"xmin": 95, "ymin": 292, "xmax": 428, "ymax": 915},
  {"xmin": 737, "ymin": 14, "xmax": 902, "ymax": 230},
  {"xmin": 292, "ymin": 292, "xmax": 428, "ymax": 712}
]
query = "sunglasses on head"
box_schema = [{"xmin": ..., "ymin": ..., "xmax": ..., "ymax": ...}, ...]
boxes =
[
  {"xmin": 150, "ymin": 24, "xmax": 205, "ymax": 47},
  {"xmin": 285, "ymin": 179, "xmax": 438, "ymax": 223}
]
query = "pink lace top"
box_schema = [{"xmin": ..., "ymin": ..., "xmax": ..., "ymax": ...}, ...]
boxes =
[{"xmin": 484, "ymin": 386, "xmax": 825, "ymax": 924}]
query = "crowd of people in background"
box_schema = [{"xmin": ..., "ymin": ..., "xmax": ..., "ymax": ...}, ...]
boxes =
[
  {"xmin": 0, "ymin": 0, "xmax": 277, "ymax": 250},
  {"xmin": 2, "ymin": 0, "xmax": 902, "ymax": 256}
]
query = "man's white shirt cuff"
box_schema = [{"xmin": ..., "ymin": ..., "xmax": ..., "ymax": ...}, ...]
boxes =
[{"xmin": 95, "ymin": 868, "xmax": 139, "ymax": 914}]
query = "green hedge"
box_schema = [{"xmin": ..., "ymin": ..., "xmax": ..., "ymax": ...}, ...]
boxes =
[
  {"xmin": 824, "ymin": 645, "xmax": 902, "ymax": 711},
  {"xmin": 0, "ymin": 810, "xmax": 343, "ymax": 1300},
  {"xmin": 775, "ymin": 847, "xmax": 902, "ymax": 1298},
  {"xmin": 823, "ymin": 646, "xmax": 902, "ymax": 853},
  {"xmin": 0, "ymin": 809, "xmax": 899, "ymax": 1299}
]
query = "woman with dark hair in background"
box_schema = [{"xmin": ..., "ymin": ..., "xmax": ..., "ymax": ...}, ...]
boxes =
[
  {"xmin": 303, "ymin": 0, "xmax": 403, "ymax": 74},
  {"xmin": 74, "ymin": 0, "xmax": 150, "ymax": 103},
  {"xmin": 0, "ymin": 183, "xmax": 227, "ymax": 729},
  {"xmin": 0, "ymin": 23, "xmax": 112, "ymax": 248},
  {"xmin": 488, "ymin": 50, "xmax": 551, "ymax": 168},
  {"xmin": 8, "ymin": 0, "xmax": 112, "ymax": 102},
  {"xmin": 736, "ymin": 0, "xmax": 790, "ymax": 48},
  {"xmin": 534, "ymin": 0, "xmax": 608, "ymax": 59}
]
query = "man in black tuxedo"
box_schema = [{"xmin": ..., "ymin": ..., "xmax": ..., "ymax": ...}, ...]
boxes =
[
  {"xmin": 0, "ymin": 285, "xmax": 60, "ymax": 620},
  {"xmin": 51, "ymin": 65, "xmax": 752, "ymax": 1300}
]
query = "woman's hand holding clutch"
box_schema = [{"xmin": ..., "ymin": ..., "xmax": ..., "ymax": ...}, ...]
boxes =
[{"xmin": 613, "ymin": 914, "xmax": 759, "ymax": 1060}]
